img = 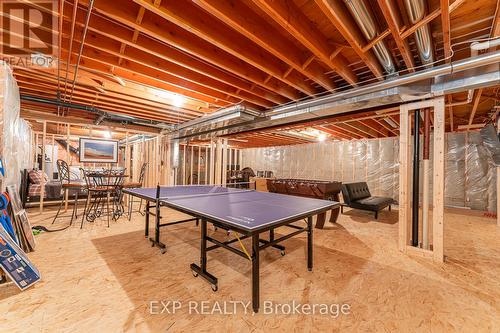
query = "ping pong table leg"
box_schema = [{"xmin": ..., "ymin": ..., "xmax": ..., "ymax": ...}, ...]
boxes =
[
  {"xmin": 148, "ymin": 200, "xmax": 167, "ymax": 253},
  {"xmin": 263, "ymin": 229, "xmax": 285, "ymax": 254},
  {"xmin": 307, "ymin": 216, "xmax": 313, "ymax": 271},
  {"xmin": 190, "ymin": 219, "xmax": 218, "ymax": 290},
  {"xmin": 200, "ymin": 219, "xmax": 207, "ymax": 271},
  {"xmin": 252, "ymin": 233, "xmax": 260, "ymax": 313},
  {"xmin": 145, "ymin": 202, "xmax": 150, "ymax": 238}
]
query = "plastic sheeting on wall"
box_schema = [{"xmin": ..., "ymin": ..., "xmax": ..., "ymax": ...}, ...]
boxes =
[
  {"xmin": 242, "ymin": 132, "xmax": 498, "ymax": 212},
  {"xmin": 0, "ymin": 62, "xmax": 33, "ymax": 190}
]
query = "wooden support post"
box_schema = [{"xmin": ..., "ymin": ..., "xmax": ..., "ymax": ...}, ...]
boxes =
[
  {"xmin": 215, "ymin": 139, "xmax": 222, "ymax": 185},
  {"xmin": 155, "ymin": 137, "xmax": 158, "ymax": 185},
  {"xmin": 239, "ymin": 149, "xmax": 243, "ymax": 170},
  {"xmin": 64, "ymin": 125, "xmax": 70, "ymax": 211},
  {"xmin": 332, "ymin": 142, "xmax": 336, "ymax": 180},
  {"xmin": 432, "ymin": 98, "xmax": 445, "ymax": 261},
  {"xmin": 124, "ymin": 132, "xmax": 129, "ymax": 207},
  {"xmin": 210, "ymin": 141, "xmax": 215, "ymax": 185},
  {"xmin": 34, "ymin": 133, "xmax": 38, "ymax": 169},
  {"xmin": 51, "ymin": 135, "xmax": 55, "ymax": 179},
  {"xmin": 222, "ymin": 139, "xmax": 228, "ymax": 186},
  {"xmin": 190, "ymin": 145, "xmax": 194, "ymax": 185},
  {"xmin": 399, "ymin": 104, "xmax": 411, "ymax": 252},
  {"xmin": 197, "ymin": 146, "xmax": 201, "ymax": 185},
  {"xmin": 205, "ymin": 145, "xmax": 209, "ymax": 184},
  {"xmin": 40, "ymin": 121, "xmax": 47, "ymax": 213},
  {"xmin": 399, "ymin": 98, "xmax": 445, "ymax": 262},
  {"xmin": 182, "ymin": 144, "xmax": 187, "ymax": 185}
]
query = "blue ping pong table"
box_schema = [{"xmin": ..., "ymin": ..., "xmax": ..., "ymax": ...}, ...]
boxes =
[{"xmin": 123, "ymin": 185, "xmax": 337, "ymax": 312}]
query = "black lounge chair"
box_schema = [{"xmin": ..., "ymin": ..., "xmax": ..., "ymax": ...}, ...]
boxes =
[{"xmin": 341, "ymin": 182, "xmax": 394, "ymax": 219}]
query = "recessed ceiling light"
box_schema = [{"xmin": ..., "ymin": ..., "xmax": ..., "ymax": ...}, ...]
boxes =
[{"xmin": 171, "ymin": 93, "xmax": 185, "ymax": 107}]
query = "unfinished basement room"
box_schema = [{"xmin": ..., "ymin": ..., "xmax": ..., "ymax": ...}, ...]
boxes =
[{"xmin": 0, "ymin": 0, "xmax": 499, "ymax": 332}]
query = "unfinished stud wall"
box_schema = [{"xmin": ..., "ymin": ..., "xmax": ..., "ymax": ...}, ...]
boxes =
[{"xmin": 242, "ymin": 132, "xmax": 497, "ymax": 212}]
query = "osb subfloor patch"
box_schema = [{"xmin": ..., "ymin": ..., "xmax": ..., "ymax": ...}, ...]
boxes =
[{"xmin": 0, "ymin": 206, "xmax": 499, "ymax": 332}]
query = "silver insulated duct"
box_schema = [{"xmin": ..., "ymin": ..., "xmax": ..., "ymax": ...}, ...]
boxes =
[
  {"xmin": 403, "ymin": 0, "xmax": 434, "ymax": 65},
  {"xmin": 344, "ymin": 0, "xmax": 396, "ymax": 74}
]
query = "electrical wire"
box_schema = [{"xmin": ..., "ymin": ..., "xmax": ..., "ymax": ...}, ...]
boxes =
[{"xmin": 234, "ymin": 232, "xmax": 252, "ymax": 260}]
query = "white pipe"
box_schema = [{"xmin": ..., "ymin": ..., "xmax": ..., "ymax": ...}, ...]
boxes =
[{"xmin": 471, "ymin": 39, "xmax": 500, "ymax": 50}]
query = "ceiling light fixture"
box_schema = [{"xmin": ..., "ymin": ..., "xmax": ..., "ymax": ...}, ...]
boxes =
[
  {"xmin": 171, "ymin": 93, "xmax": 185, "ymax": 107},
  {"xmin": 153, "ymin": 88, "xmax": 186, "ymax": 108}
]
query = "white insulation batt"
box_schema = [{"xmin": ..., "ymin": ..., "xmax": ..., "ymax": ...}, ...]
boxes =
[{"xmin": 242, "ymin": 133, "xmax": 497, "ymax": 212}]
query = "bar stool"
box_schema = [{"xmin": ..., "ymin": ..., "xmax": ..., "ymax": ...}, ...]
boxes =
[
  {"xmin": 123, "ymin": 162, "xmax": 148, "ymax": 220},
  {"xmin": 52, "ymin": 160, "xmax": 84, "ymax": 226}
]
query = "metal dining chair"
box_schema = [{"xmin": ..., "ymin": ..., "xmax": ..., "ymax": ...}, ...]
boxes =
[
  {"xmin": 81, "ymin": 169, "xmax": 111, "ymax": 228},
  {"xmin": 123, "ymin": 162, "xmax": 148, "ymax": 220},
  {"xmin": 52, "ymin": 160, "xmax": 84, "ymax": 226}
]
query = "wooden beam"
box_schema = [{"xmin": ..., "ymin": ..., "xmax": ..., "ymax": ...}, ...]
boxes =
[
  {"xmin": 361, "ymin": 29, "xmax": 391, "ymax": 53},
  {"xmin": 432, "ymin": 97, "xmax": 445, "ymax": 261},
  {"xmin": 193, "ymin": 0, "xmax": 336, "ymax": 91},
  {"xmin": 62, "ymin": 23, "xmax": 274, "ymax": 108},
  {"xmin": 62, "ymin": 1, "xmax": 288, "ymax": 105},
  {"xmin": 16, "ymin": 78, "xmax": 198, "ymax": 122},
  {"xmin": 398, "ymin": 103, "xmax": 411, "ymax": 251},
  {"xmin": 456, "ymin": 124, "xmax": 484, "ymax": 130},
  {"xmin": 314, "ymin": 0, "xmax": 384, "ymax": 78},
  {"xmin": 400, "ymin": 0, "xmax": 467, "ymax": 40},
  {"xmin": 40, "ymin": 121, "xmax": 47, "ymax": 213},
  {"xmin": 14, "ymin": 66, "xmax": 212, "ymax": 113},
  {"xmin": 468, "ymin": 88, "xmax": 483, "ymax": 125},
  {"xmin": 60, "ymin": 39, "xmax": 244, "ymax": 108},
  {"xmin": 447, "ymin": 95, "xmax": 454, "ymax": 131},
  {"xmin": 64, "ymin": 124, "xmax": 70, "ymax": 211},
  {"xmin": 132, "ymin": 0, "xmax": 315, "ymax": 97},
  {"xmin": 252, "ymin": 0, "xmax": 359, "ymax": 86},
  {"xmin": 377, "ymin": 0, "xmax": 415, "ymax": 71},
  {"xmin": 21, "ymin": 109, "xmax": 161, "ymax": 134}
]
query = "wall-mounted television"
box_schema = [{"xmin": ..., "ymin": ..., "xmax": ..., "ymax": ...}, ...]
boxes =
[{"xmin": 79, "ymin": 138, "xmax": 118, "ymax": 163}]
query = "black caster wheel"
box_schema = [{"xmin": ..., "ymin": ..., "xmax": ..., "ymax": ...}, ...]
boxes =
[
  {"xmin": 192, "ymin": 271, "xmax": 198, "ymax": 277},
  {"xmin": 211, "ymin": 284, "xmax": 218, "ymax": 292},
  {"xmin": 160, "ymin": 248, "xmax": 167, "ymax": 254},
  {"xmin": 280, "ymin": 250, "xmax": 286, "ymax": 256}
]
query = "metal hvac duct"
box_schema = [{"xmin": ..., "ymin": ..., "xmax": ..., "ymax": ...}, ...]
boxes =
[
  {"xmin": 268, "ymin": 51, "xmax": 500, "ymax": 117},
  {"xmin": 344, "ymin": 0, "xmax": 396, "ymax": 74},
  {"xmin": 403, "ymin": 0, "xmax": 434, "ymax": 65},
  {"xmin": 166, "ymin": 51, "xmax": 499, "ymax": 141},
  {"xmin": 170, "ymin": 104, "xmax": 261, "ymax": 139}
]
